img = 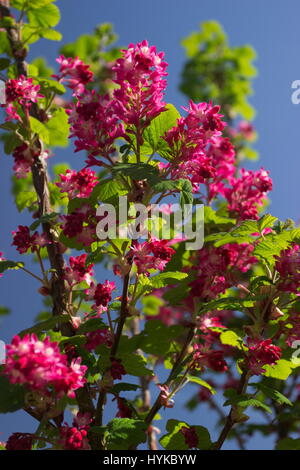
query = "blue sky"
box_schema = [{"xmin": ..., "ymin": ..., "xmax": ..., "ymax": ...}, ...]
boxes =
[{"xmin": 1, "ymin": 0, "xmax": 300, "ymax": 449}]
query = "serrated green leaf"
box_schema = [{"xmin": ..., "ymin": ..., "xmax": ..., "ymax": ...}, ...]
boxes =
[
  {"xmin": 29, "ymin": 116, "xmax": 49, "ymax": 144},
  {"xmin": 105, "ymin": 418, "xmax": 147, "ymax": 450}
]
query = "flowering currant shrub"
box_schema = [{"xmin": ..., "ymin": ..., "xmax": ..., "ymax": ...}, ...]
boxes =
[{"xmin": 0, "ymin": 2, "xmax": 299, "ymax": 451}]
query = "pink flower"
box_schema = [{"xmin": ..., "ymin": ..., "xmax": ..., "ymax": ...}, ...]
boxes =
[
  {"xmin": 59, "ymin": 413, "xmax": 91, "ymax": 450},
  {"xmin": 4, "ymin": 334, "xmax": 87, "ymax": 398},
  {"xmin": 64, "ymin": 254, "xmax": 94, "ymax": 287},
  {"xmin": 5, "ymin": 76, "xmax": 43, "ymax": 107},
  {"xmin": 246, "ymin": 338, "xmax": 282, "ymax": 375},
  {"xmin": 193, "ymin": 344, "xmax": 228, "ymax": 372},
  {"xmin": 56, "ymin": 168, "xmax": 98, "ymax": 199},
  {"xmin": 224, "ymin": 168, "xmax": 272, "ymax": 220},
  {"xmin": 110, "ymin": 358, "xmax": 126, "ymax": 380},
  {"xmin": 12, "ymin": 225, "xmax": 49, "ymax": 254},
  {"xmin": 68, "ymin": 90, "xmax": 125, "ymax": 164},
  {"xmin": 129, "ymin": 239, "xmax": 175, "ymax": 276},
  {"xmin": 180, "ymin": 426, "xmax": 199, "ymax": 449},
  {"xmin": 112, "ymin": 40, "xmax": 168, "ymax": 129},
  {"xmin": 53, "ymin": 55, "xmax": 93, "ymax": 95},
  {"xmin": 275, "ymin": 244, "xmax": 300, "ymax": 294},
  {"xmin": 84, "ymin": 329, "xmax": 112, "ymax": 351},
  {"xmin": 158, "ymin": 384, "xmax": 174, "ymax": 408},
  {"xmin": 86, "ymin": 280, "xmax": 116, "ymax": 313}
]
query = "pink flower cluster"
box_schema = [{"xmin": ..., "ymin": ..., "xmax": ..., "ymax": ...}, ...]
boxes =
[
  {"xmin": 3, "ymin": 75, "xmax": 43, "ymax": 121},
  {"xmin": 84, "ymin": 328, "xmax": 112, "ymax": 351},
  {"xmin": 56, "ymin": 168, "xmax": 98, "ymax": 199},
  {"xmin": 54, "ymin": 55, "xmax": 94, "ymax": 95},
  {"xmin": 85, "ymin": 280, "xmax": 116, "ymax": 313},
  {"xmin": 68, "ymin": 91, "xmax": 125, "ymax": 165},
  {"xmin": 224, "ymin": 168, "xmax": 273, "ymax": 220},
  {"xmin": 193, "ymin": 344, "xmax": 228, "ymax": 372},
  {"xmin": 61, "ymin": 204, "xmax": 97, "ymax": 246},
  {"xmin": 158, "ymin": 384, "xmax": 174, "ymax": 408},
  {"xmin": 4, "ymin": 334, "xmax": 87, "ymax": 398},
  {"xmin": 64, "ymin": 254, "xmax": 94, "ymax": 287},
  {"xmin": 129, "ymin": 239, "xmax": 175, "ymax": 276},
  {"xmin": 112, "ymin": 40, "xmax": 168, "ymax": 130},
  {"xmin": 110, "ymin": 358, "xmax": 126, "ymax": 380},
  {"xmin": 59, "ymin": 412, "xmax": 92, "ymax": 450},
  {"xmin": 275, "ymin": 244, "xmax": 300, "ymax": 294},
  {"xmin": 162, "ymin": 101, "xmax": 226, "ymax": 189},
  {"xmin": 12, "ymin": 225, "xmax": 49, "ymax": 254},
  {"xmin": 246, "ymin": 338, "xmax": 282, "ymax": 375},
  {"xmin": 190, "ymin": 243, "xmax": 257, "ymax": 301}
]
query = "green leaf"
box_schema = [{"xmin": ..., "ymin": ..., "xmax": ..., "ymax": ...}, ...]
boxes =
[
  {"xmin": 251, "ymin": 383, "xmax": 292, "ymax": 407},
  {"xmin": 90, "ymin": 179, "xmax": 127, "ymax": 203},
  {"xmin": 141, "ymin": 295, "xmax": 164, "ymax": 316},
  {"xmin": 38, "ymin": 78, "xmax": 66, "ymax": 96},
  {"xmin": 105, "ymin": 418, "xmax": 147, "ymax": 450},
  {"xmin": 258, "ymin": 214, "xmax": 278, "ymax": 232},
  {"xmin": 220, "ymin": 330, "xmax": 243, "ymax": 349},
  {"xmin": 0, "ymin": 58, "xmax": 10, "ymax": 71},
  {"xmin": 149, "ymin": 271, "xmax": 188, "ymax": 289},
  {"xmin": 110, "ymin": 383, "xmax": 141, "ymax": 394},
  {"xmin": 0, "ymin": 260, "xmax": 24, "ymax": 274},
  {"xmin": 41, "ymin": 29, "xmax": 62, "ymax": 41},
  {"xmin": 29, "ymin": 212, "xmax": 59, "ymax": 231},
  {"xmin": 186, "ymin": 375, "xmax": 216, "ymax": 394},
  {"xmin": 27, "ymin": 3, "xmax": 60, "ymax": 28},
  {"xmin": 263, "ymin": 359, "xmax": 293, "ymax": 380},
  {"xmin": 143, "ymin": 104, "xmax": 180, "ymax": 156},
  {"xmin": 0, "ymin": 373, "xmax": 25, "ymax": 413},
  {"xmin": 112, "ymin": 162, "xmax": 160, "ymax": 185},
  {"xmin": 137, "ymin": 320, "xmax": 184, "ymax": 356},
  {"xmin": 29, "ymin": 116, "xmax": 49, "ymax": 144},
  {"xmin": 77, "ymin": 318, "xmax": 107, "ymax": 334},
  {"xmin": 121, "ymin": 353, "xmax": 153, "ymax": 377},
  {"xmin": 46, "ymin": 108, "xmax": 70, "ymax": 147},
  {"xmin": 276, "ymin": 438, "xmax": 300, "ymax": 450},
  {"xmin": 19, "ymin": 315, "xmax": 71, "ymax": 337},
  {"xmin": 224, "ymin": 389, "xmax": 272, "ymax": 414},
  {"xmin": 160, "ymin": 419, "xmax": 212, "ymax": 450}
]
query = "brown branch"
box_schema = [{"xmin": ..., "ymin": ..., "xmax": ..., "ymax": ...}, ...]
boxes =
[
  {"xmin": 214, "ymin": 369, "xmax": 250, "ymax": 450},
  {"xmin": 0, "ymin": 5, "xmax": 94, "ymax": 414},
  {"xmin": 145, "ymin": 326, "xmax": 195, "ymax": 426}
]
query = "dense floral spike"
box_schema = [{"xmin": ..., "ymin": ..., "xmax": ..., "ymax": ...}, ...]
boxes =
[
  {"xmin": 5, "ymin": 76, "xmax": 42, "ymax": 105},
  {"xmin": 224, "ymin": 168, "xmax": 273, "ymax": 220},
  {"xmin": 59, "ymin": 412, "xmax": 92, "ymax": 450},
  {"xmin": 193, "ymin": 344, "xmax": 228, "ymax": 372},
  {"xmin": 84, "ymin": 329, "xmax": 112, "ymax": 351},
  {"xmin": 129, "ymin": 239, "xmax": 175, "ymax": 276},
  {"xmin": 189, "ymin": 243, "xmax": 257, "ymax": 301},
  {"xmin": 12, "ymin": 225, "xmax": 49, "ymax": 254},
  {"xmin": 56, "ymin": 168, "xmax": 98, "ymax": 199},
  {"xmin": 246, "ymin": 338, "xmax": 282, "ymax": 375},
  {"xmin": 86, "ymin": 280, "xmax": 116, "ymax": 313},
  {"xmin": 64, "ymin": 254, "xmax": 94, "ymax": 287},
  {"xmin": 112, "ymin": 40, "xmax": 168, "ymax": 129},
  {"xmin": 68, "ymin": 90, "xmax": 125, "ymax": 164},
  {"xmin": 54, "ymin": 56, "xmax": 94, "ymax": 95},
  {"xmin": 275, "ymin": 244, "xmax": 300, "ymax": 294},
  {"xmin": 110, "ymin": 358, "xmax": 126, "ymax": 380},
  {"xmin": 4, "ymin": 334, "xmax": 87, "ymax": 397},
  {"xmin": 162, "ymin": 101, "xmax": 227, "ymax": 190}
]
